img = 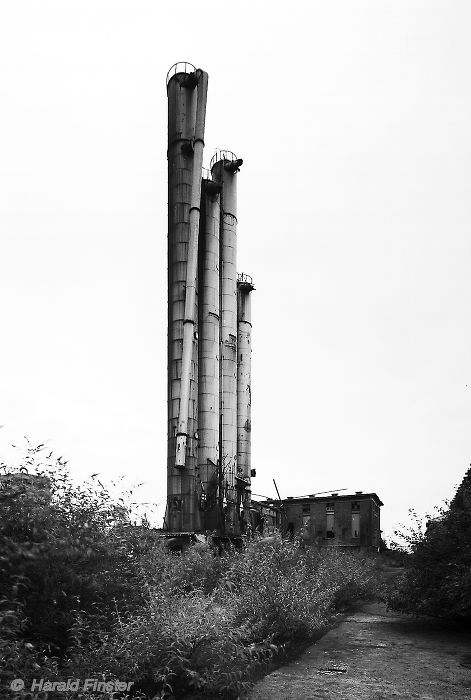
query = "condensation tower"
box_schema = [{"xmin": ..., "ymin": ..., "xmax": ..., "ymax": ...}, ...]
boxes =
[{"xmin": 166, "ymin": 63, "xmax": 254, "ymax": 539}]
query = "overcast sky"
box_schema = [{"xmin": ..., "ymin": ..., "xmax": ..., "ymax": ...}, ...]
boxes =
[{"xmin": 1, "ymin": 1, "xmax": 470, "ymax": 538}]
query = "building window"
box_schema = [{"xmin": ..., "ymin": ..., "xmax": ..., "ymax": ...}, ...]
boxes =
[
  {"xmin": 172, "ymin": 496, "xmax": 182, "ymax": 511},
  {"xmin": 352, "ymin": 512, "xmax": 360, "ymax": 538},
  {"xmin": 302, "ymin": 503, "xmax": 310, "ymax": 514},
  {"xmin": 352, "ymin": 501, "xmax": 360, "ymax": 511},
  {"xmin": 326, "ymin": 507, "xmax": 335, "ymax": 538}
]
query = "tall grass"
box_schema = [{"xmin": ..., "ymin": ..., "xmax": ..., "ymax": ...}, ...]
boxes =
[
  {"xmin": 0, "ymin": 449, "xmax": 382, "ymax": 699},
  {"xmin": 68, "ymin": 539, "xmax": 381, "ymax": 699}
]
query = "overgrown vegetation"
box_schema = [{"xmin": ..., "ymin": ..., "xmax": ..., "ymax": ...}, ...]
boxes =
[
  {"xmin": 388, "ymin": 469, "xmax": 471, "ymax": 622},
  {"xmin": 1, "ymin": 445, "xmax": 382, "ymax": 699}
]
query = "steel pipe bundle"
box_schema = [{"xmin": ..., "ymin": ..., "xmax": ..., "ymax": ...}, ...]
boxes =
[{"xmin": 166, "ymin": 65, "xmax": 254, "ymax": 537}]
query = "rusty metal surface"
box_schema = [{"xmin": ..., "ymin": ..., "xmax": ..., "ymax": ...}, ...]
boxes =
[
  {"xmin": 197, "ymin": 179, "xmax": 220, "ymax": 529},
  {"xmin": 211, "ymin": 155, "xmax": 241, "ymax": 535},
  {"xmin": 175, "ymin": 69, "xmax": 208, "ymax": 468},
  {"xmin": 167, "ymin": 69, "xmax": 206, "ymax": 531},
  {"xmin": 237, "ymin": 274, "xmax": 254, "ymax": 516}
]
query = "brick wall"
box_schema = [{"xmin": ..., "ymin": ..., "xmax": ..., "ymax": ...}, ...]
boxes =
[{"xmin": 283, "ymin": 495, "xmax": 381, "ymax": 550}]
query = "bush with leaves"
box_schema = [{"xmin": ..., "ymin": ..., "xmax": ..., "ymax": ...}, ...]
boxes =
[
  {"xmin": 220, "ymin": 539, "xmax": 329, "ymax": 643},
  {"xmin": 222, "ymin": 539, "xmax": 380, "ymax": 644},
  {"xmin": 71, "ymin": 588, "xmax": 276, "ymax": 699},
  {"xmin": 1, "ymin": 442, "xmax": 383, "ymax": 699},
  {"xmin": 138, "ymin": 539, "xmax": 230, "ymax": 596},
  {"xmin": 388, "ymin": 472, "xmax": 471, "ymax": 621},
  {"xmin": 68, "ymin": 538, "xmax": 381, "ymax": 699},
  {"xmin": 0, "ymin": 443, "xmax": 154, "ymax": 690}
]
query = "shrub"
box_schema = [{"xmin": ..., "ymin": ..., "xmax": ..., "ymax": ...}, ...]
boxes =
[
  {"xmin": 68, "ymin": 538, "xmax": 380, "ymax": 699},
  {"xmin": 221, "ymin": 539, "xmax": 328, "ymax": 643},
  {"xmin": 72, "ymin": 589, "xmax": 272, "ymax": 699},
  {"xmin": 222, "ymin": 540, "xmax": 380, "ymax": 643},
  {"xmin": 0, "ymin": 443, "xmax": 383, "ymax": 698},
  {"xmin": 0, "ymin": 444, "xmax": 153, "ymax": 689},
  {"xmin": 388, "ymin": 472, "xmax": 471, "ymax": 621},
  {"xmin": 139, "ymin": 539, "xmax": 230, "ymax": 595}
]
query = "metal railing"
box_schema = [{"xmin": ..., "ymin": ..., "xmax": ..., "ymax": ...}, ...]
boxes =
[
  {"xmin": 201, "ymin": 167, "xmax": 212, "ymax": 180},
  {"xmin": 238, "ymin": 272, "xmax": 253, "ymax": 285},
  {"xmin": 210, "ymin": 149, "xmax": 238, "ymax": 170},
  {"xmin": 166, "ymin": 61, "xmax": 196, "ymax": 86}
]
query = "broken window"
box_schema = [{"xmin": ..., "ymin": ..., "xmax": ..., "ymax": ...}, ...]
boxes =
[
  {"xmin": 326, "ymin": 506, "xmax": 335, "ymax": 537},
  {"xmin": 352, "ymin": 512, "xmax": 360, "ymax": 538}
]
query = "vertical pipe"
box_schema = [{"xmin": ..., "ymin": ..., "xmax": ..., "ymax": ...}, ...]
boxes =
[
  {"xmin": 167, "ymin": 65, "xmax": 207, "ymax": 532},
  {"xmin": 237, "ymin": 273, "xmax": 254, "ymax": 525},
  {"xmin": 198, "ymin": 178, "xmax": 221, "ymax": 532},
  {"xmin": 211, "ymin": 153, "xmax": 243, "ymax": 536},
  {"xmin": 176, "ymin": 70, "xmax": 208, "ymax": 467}
]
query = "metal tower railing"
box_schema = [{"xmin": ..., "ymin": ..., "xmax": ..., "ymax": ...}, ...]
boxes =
[
  {"xmin": 238, "ymin": 272, "xmax": 254, "ymax": 285},
  {"xmin": 166, "ymin": 61, "xmax": 196, "ymax": 86},
  {"xmin": 210, "ymin": 149, "xmax": 238, "ymax": 169}
]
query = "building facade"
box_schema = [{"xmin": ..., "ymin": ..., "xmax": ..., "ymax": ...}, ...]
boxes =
[{"xmin": 281, "ymin": 492, "xmax": 383, "ymax": 551}]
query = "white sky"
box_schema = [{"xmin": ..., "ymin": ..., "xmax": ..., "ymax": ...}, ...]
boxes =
[{"xmin": 1, "ymin": 1, "xmax": 470, "ymax": 539}]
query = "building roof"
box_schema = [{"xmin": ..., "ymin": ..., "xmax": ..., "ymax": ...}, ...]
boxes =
[{"xmin": 275, "ymin": 492, "xmax": 384, "ymax": 507}]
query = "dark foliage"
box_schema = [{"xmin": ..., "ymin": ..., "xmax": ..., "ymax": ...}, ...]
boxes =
[
  {"xmin": 0, "ymin": 443, "xmax": 154, "ymax": 691},
  {"xmin": 388, "ymin": 469, "xmax": 471, "ymax": 621},
  {"xmin": 0, "ymin": 443, "xmax": 383, "ymax": 699}
]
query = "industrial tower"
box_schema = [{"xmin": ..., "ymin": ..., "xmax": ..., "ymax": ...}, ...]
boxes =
[{"xmin": 166, "ymin": 63, "xmax": 254, "ymax": 540}]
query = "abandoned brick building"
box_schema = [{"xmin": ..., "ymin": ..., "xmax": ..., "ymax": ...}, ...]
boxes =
[{"xmin": 280, "ymin": 491, "xmax": 383, "ymax": 551}]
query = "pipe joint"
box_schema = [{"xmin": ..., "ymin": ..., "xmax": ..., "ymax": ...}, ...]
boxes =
[
  {"xmin": 204, "ymin": 180, "xmax": 222, "ymax": 197},
  {"xmin": 181, "ymin": 71, "xmax": 198, "ymax": 90},
  {"xmin": 224, "ymin": 158, "xmax": 243, "ymax": 173},
  {"xmin": 237, "ymin": 282, "xmax": 255, "ymax": 293},
  {"xmin": 181, "ymin": 141, "xmax": 194, "ymax": 156},
  {"xmin": 181, "ymin": 138, "xmax": 204, "ymax": 156}
]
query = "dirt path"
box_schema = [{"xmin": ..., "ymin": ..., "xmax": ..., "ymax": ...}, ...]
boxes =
[{"xmin": 249, "ymin": 603, "xmax": 471, "ymax": 699}]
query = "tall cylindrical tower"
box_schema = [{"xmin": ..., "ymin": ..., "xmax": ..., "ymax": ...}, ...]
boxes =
[
  {"xmin": 237, "ymin": 273, "xmax": 255, "ymax": 523},
  {"xmin": 211, "ymin": 150, "xmax": 243, "ymax": 535},
  {"xmin": 166, "ymin": 63, "xmax": 208, "ymax": 532},
  {"xmin": 198, "ymin": 177, "xmax": 221, "ymax": 531}
]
